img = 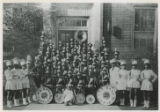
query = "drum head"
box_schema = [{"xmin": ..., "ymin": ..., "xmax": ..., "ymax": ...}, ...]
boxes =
[
  {"xmin": 76, "ymin": 93, "xmax": 85, "ymax": 104},
  {"xmin": 86, "ymin": 94, "xmax": 95, "ymax": 104},
  {"xmin": 36, "ymin": 87, "xmax": 53, "ymax": 104},
  {"xmin": 97, "ymin": 85, "xmax": 116, "ymax": 105},
  {"xmin": 54, "ymin": 93, "xmax": 64, "ymax": 104}
]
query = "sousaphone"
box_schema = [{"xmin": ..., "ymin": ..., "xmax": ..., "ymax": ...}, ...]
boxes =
[{"xmin": 74, "ymin": 31, "xmax": 87, "ymax": 43}]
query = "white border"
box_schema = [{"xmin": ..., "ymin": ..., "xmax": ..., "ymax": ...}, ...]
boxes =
[{"xmin": 0, "ymin": 0, "xmax": 159, "ymax": 112}]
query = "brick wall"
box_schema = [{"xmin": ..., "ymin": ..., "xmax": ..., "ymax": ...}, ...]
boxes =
[{"xmin": 111, "ymin": 4, "xmax": 135, "ymax": 60}]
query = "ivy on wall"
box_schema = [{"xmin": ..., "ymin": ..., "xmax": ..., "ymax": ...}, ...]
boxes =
[{"xmin": 3, "ymin": 4, "xmax": 43, "ymax": 59}]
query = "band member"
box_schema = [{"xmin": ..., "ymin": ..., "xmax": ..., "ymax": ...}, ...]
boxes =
[
  {"xmin": 127, "ymin": 60, "xmax": 141, "ymax": 107},
  {"xmin": 117, "ymin": 60, "xmax": 129, "ymax": 106},
  {"xmin": 109, "ymin": 59, "xmax": 120, "ymax": 89},
  {"xmin": 12, "ymin": 59, "xmax": 23, "ymax": 107},
  {"xmin": 63, "ymin": 80, "xmax": 76, "ymax": 106},
  {"xmin": 5, "ymin": 61, "xmax": 14, "ymax": 108},
  {"xmin": 113, "ymin": 48, "xmax": 120, "ymax": 66},
  {"xmin": 140, "ymin": 59, "xmax": 157, "ymax": 108},
  {"xmin": 20, "ymin": 60, "xmax": 32, "ymax": 105}
]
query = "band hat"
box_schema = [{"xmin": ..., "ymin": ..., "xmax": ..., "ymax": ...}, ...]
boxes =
[
  {"xmin": 26, "ymin": 55, "xmax": 32, "ymax": 61},
  {"xmin": 20, "ymin": 59, "xmax": 26, "ymax": 66},
  {"xmin": 144, "ymin": 59, "xmax": 150, "ymax": 64},
  {"xmin": 120, "ymin": 60, "xmax": 126, "ymax": 65},
  {"xmin": 114, "ymin": 48, "xmax": 119, "ymax": 55},
  {"xmin": 110, "ymin": 59, "xmax": 116, "ymax": 64},
  {"xmin": 13, "ymin": 58, "xmax": 20, "ymax": 65},
  {"xmin": 131, "ymin": 60, "xmax": 138, "ymax": 65},
  {"xmin": 6, "ymin": 60, "xmax": 12, "ymax": 66}
]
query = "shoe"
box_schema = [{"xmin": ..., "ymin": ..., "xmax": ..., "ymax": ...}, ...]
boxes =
[
  {"xmin": 27, "ymin": 97, "xmax": 32, "ymax": 103},
  {"xmin": 144, "ymin": 100, "xmax": 147, "ymax": 108},
  {"xmin": 146, "ymin": 101, "xmax": 150, "ymax": 109},
  {"xmin": 23, "ymin": 98, "xmax": 28, "ymax": 105},
  {"xmin": 7, "ymin": 100, "xmax": 12, "ymax": 108},
  {"xmin": 130, "ymin": 100, "xmax": 133, "ymax": 107},
  {"xmin": 14, "ymin": 99, "xmax": 20, "ymax": 107},
  {"xmin": 120, "ymin": 99, "xmax": 125, "ymax": 106},
  {"xmin": 133, "ymin": 99, "xmax": 137, "ymax": 107}
]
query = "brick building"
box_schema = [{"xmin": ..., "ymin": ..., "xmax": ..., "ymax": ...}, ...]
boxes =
[{"xmin": 3, "ymin": 3, "xmax": 158, "ymax": 63}]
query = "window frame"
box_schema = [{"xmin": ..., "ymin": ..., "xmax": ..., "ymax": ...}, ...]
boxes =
[
  {"xmin": 56, "ymin": 16, "xmax": 89, "ymax": 45},
  {"xmin": 133, "ymin": 6, "xmax": 156, "ymax": 49}
]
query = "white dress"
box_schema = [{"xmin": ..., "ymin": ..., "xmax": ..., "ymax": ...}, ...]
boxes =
[
  {"xmin": 5, "ymin": 69, "xmax": 14, "ymax": 90},
  {"xmin": 117, "ymin": 69, "xmax": 129, "ymax": 90},
  {"xmin": 127, "ymin": 69, "xmax": 141, "ymax": 88},
  {"xmin": 110, "ymin": 67, "xmax": 120, "ymax": 89},
  {"xmin": 21, "ymin": 69, "xmax": 30, "ymax": 89},
  {"xmin": 141, "ymin": 69, "xmax": 157, "ymax": 91},
  {"xmin": 11, "ymin": 68, "xmax": 23, "ymax": 90}
]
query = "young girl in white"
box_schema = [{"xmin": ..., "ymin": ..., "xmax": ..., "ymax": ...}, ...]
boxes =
[
  {"xmin": 127, "ymin": 60, "xmax": 141, "ymax": 107},
  {"xmin": 5, "ymin": 61, "xmax": 14, "ymax": 108},
  {"xmin": 117, "ymin": 60, "xmax": 129, "ymax": 106},
  {"xmin": 141, "ymin": 59, "xmax": 157, "ymax": 108},
  {"xmin": 20, "ymin": 59, "xmax": 31, "ymax": 105},
  {"xmin": 12, "ymin": 59, "xmax": 23, "ymax": 106}
]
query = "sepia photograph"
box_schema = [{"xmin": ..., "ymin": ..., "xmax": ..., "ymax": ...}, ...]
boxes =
[{"xmin": 2, "ymin": 1, "xmax": 158, "ymax": 110}]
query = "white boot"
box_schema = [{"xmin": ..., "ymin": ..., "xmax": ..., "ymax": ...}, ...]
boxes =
[
  {"xmin": 14, "ymin": 99, "xmax": 20, "ymax": 107},
  {"xmin": 146, "ymin": 101, "xmax": 150, "ymax": 109},
  {"xmin": 144, "ymin": 100, "xmax": 147, "ymax": 108},
  {"xmin": 120, "ymin": 99, "xmax": 125, "ymax": 106},
  {"xmin": 23, "ymin": 98, "xmax": 28, "ymax": 105},
  {"xmin": 130, "ymin": 100, "xmax": 133, "ymax": 107},
  {"xmin": 7, "ymin": 100, "xmax": 12, "ymax": 108},
  {"xmin": 27, "ymin": 97, "xmax": 32, "ymax": 103},
  {"xmin": 133, "ymin": 99, "xmax": 137, "ymax": 107}
]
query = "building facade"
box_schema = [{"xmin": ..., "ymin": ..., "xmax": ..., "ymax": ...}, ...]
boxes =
[{"xmin": 3, "ymin": 3, "xmax": 158, "ymax": 62}]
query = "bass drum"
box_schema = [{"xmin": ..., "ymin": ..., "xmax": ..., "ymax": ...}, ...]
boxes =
[
  {"xmin": 97, "ymin": 85, "xmax": 116, "ymax": 105},
  {"xmin": 75, "ymin": 93, "xmax": 85, "ymax": 104},
  {"xmin": 86, "ymin": 94, "xmax": 95, "ymax": 104},
  {"xmin": 54, "ymin": 92, "xmax": 64, "ymax": 104},
  {"xmin": 36, "ymin": 86, "xmax": 53, "ymax": 104}
]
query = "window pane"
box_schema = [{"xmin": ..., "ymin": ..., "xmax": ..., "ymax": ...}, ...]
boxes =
[
  {"xmin": 58, "ymin": 17, "xmax": 88, "ymax": 27},
  {"xmin": 82, "ymin": 20, "xmax": 87, "ymax": 26},
  {"xmin": 135, "ymin": 8, "xmax": 155, "ymax": 31}
]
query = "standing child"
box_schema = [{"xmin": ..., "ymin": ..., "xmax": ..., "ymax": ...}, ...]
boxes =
[
  {"xmin": 5, "ymin": 60, "xmax": 14, "ymax": 108},
  {"xmin": 117, "ymin": 60, "xmax": 129, "ymax": 106},
  {"xmin": 12, "ymin": 59, "xmax": 23, "ymax": 107},
  {"xmin": 127, "ymin": 60, "xmax": 141, "ymax": 107},
  {"xmin": 141, "ymin": 59, "xmax": 157, "ymax": 108},
  {"xmin": 20, "ymin": 60, "xmax": 31, "ymax": 105}
]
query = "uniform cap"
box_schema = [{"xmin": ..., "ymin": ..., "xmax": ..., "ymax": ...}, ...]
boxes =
[
  {"xmin": 144, "ymin": 59, "xmax": 150, "ymax": 64},
  {"xmin": 6, "ymin": 60, "xmax": 12, "ymax": 66},
  {"xmin": 13, "ymin": 58, "xmax": 19, "ymax": 65},
  {"xmin": 20, "ymin": 59, "xmax": 26, "ymax": 66},
  {"xmin": 110, "ymin": 59, "xmax": 116, "ymax": 64},
  {"xmin": 132, "ymin": 60, "xmax": 138, "ymax": 65},
  {"xmin": 120, "ymin": 60, "xmax": 126, "ymax": 65}
]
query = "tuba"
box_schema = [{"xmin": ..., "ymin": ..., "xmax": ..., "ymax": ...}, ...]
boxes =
[{"xmin": 74, "ymin": 31, "xmax": 87, "ymax": 43}]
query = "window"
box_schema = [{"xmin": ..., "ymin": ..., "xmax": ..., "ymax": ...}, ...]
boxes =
[
  {"xmin": 134, "ymin": 7, "xmax": 155, "ymax": 51},
  {"xmin": 57, "ymin": 17, "xmax": 88, "ymax": 43},
  {"xmin": 57, "ymin": 17, "xmax": 88, "ymax": 27},
  {"xmin": 135, "ymin": 8, "xmax": 155, "ymax": 31}
]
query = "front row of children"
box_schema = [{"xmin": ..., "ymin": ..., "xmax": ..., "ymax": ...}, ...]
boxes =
[
  {"xmin": 109, "ymin": 58, "xmax": 157, "ymax": 108},
  {"xmin": 4, "ymin": 59, "xmax": 31, "ymax": 108},
  {"xmin": 4, "ymin": 58, "xmax": 157, "ymax": 109}
]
